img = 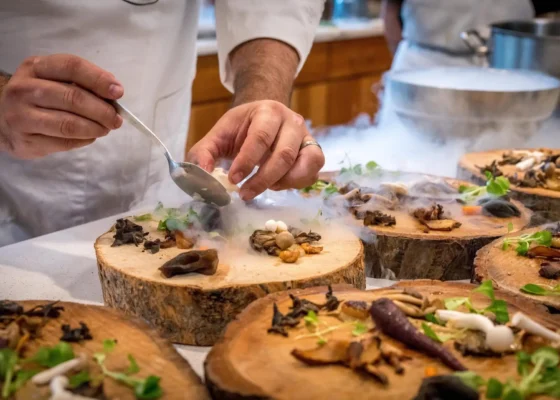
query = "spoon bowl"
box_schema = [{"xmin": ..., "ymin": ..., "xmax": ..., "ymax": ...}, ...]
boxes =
[{"xmin": 112, "ymin": 101, "xmax": 231, "ymax": 207}]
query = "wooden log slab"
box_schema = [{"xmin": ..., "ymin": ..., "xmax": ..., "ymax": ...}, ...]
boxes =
[
  {"xmin": 319, "ymin": 171, "xmax": 531, "ymax": 280},
  {"xmin": 205, "ymin": 282, "xmax": 559, "ymax": 400},
  {"xmin": 475, "ymin": 226, "xmax": 560, "ymax": 310},
  {"xmin": 95, "ymin": 220, "xmax": 364, "ymax": 346},
  {"xmin": 10, "ymin": 301, "xmax": 209, "ymax": 399},
  {"xmin": 457, "ymin": 148, "xmax": 560, "ymax": 225}
]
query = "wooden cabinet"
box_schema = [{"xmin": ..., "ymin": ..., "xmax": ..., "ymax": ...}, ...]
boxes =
[{"xmin": 187, "ymin": 36, "xmax": 392, "ymax": 152}]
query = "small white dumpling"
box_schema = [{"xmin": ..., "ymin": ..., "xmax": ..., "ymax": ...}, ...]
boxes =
[{"xmin": 212, "ymin": 167, "xmax": 240, "ymax": 193}]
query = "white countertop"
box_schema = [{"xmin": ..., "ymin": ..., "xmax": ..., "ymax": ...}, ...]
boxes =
[
  {"xmin": 0, "ymin": 210, "xmax": 394, "ymax": 380},
  {"xmin": 197, "ymin": 19, "xmax": 385, "ymax": 56}
]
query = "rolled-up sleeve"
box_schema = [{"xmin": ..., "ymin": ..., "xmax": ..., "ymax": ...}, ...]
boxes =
[{"xmin": 215, "ymin": 0, "xmax": 325, "ymax": 92}]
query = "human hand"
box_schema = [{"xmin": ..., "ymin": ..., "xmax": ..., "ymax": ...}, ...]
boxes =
[
  {"xmin": 187, "ymin": 100, "xmax": 325, "ymax": 201},
  {"xmin": 0, "ymin": 54, "xmax": 124, "ymax": 159}
]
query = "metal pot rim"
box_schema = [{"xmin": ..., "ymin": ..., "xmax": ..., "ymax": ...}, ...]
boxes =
[{"xmin": 491, "ymin": 19, "xmax": 560, "ymax": 41}]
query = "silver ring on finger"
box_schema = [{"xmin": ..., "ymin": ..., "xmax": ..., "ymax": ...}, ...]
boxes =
[{"xmin": 300, "ymin": 140, "xmax": 322, "ymax": 152}]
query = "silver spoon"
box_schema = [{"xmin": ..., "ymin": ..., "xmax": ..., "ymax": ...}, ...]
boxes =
[{"xmin": 111, "ymin": 101, "xmax": 231, "ymax": 207}]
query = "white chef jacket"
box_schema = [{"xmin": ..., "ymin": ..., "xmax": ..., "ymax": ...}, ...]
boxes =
[{"xmin": 0, "ymin": 0, "xmax": 324, "ymax": 247}]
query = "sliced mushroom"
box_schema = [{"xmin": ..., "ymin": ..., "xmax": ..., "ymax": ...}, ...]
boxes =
[
  {"xmin": 380, "ymin": 342, "xmax": 407, "ymax": 374},
  {"xmin": 526, "ymin": 246, "xmax": 560, "ymax": 260},
  {"xmin": 301, "ymin": 243, "xmax": 323, "ymax": 254},
  {"xmin": 279, "ymin": 250, "xmax": 300, "ymax": 263},
  {"xmin": 175, "ymin": 231, "xmax": 196, "ymax": 249},
  {"xmin": 159, "ymin": 249, "xmax": 218, "ymax": 278},
  {"xmin": 539, "ymin": 261, "xmax": 560, "ymax": 279},
  {"xmin": 363, "ymin": 364, "xmax": 389, "ymax": 385},
  {"xmin": 291, "ymin": 340, "xmax": 350, "ymax": 365},
  {"xmin": 341, "ymin": 301, "xmax": 370, "ymax": 320},
  {"xmin": 422, "ymin": 219, "xmax": 462, "ymax": 231}
]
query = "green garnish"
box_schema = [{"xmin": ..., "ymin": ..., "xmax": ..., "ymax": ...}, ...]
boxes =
[
  {"xmin": 456, "ymin": 347, "xmax": 560, "ymax": 400},
  {"xmin": 154, "ymin": 204, "xmax": 198, "ymax": 232},
  {"xmin": 28, "ymin": 341, "xmax": 75, "ymax": 368},
  {"xmin": 0, "ymin": 349, "xmax": 18, "ymax": 399},
  {"xmin": 68, "ymin": 371, "xmax": 92, "ymax": 389},
  {"xmin": 301, "ymin": 180, "xmax": 338, "ymax": 196},
  {"xmin": 338, "ymin": 155, "xmax": 380, "ymax": 177},
  {"xmin": 303, "ymin": 310, "xmax": 319, "ymax": 328},
  {"xmin": 133, "ymin": 213, "xmax": 152, "ymax": 221},
  {"xmin": 424, "ymin": 313, "xmax": 444, "ymax": 326},
  {"xmin": 94, "ymin": 340, "xmax": 163, "ymax": 400},
  {"xmin": 444, "ymin": 280, "xmax": 509, "ymax": 324},
  {"xmin": 502, "ymin": 230, "xmax": 552, "ymax": 256},
  {"xmin": 352, "ymin": 322, "xmax": 368, "ymax": 337},
  {"xmin": 421, "ymin": 323, "xmax": 464, "ymax": 343},
  {"xmin": 459, "ymin": 172, "xmax": 510, "ymax": 202},
  {"xmin": 520, "ymin": 283, "xmax": 560, "ymax": 297}
]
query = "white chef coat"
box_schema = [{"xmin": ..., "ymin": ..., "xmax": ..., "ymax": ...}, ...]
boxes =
[
  {"xmin": 0, "ymin": 0, "xmax": 324, "ymax": 247},
  {"xmin": 376, "ymin": 0, "xmax": 534, "ymax": 125}
]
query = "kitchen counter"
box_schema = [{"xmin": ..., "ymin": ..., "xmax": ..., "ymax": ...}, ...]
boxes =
[
  {"xmin": 197, "ymin": 19, "xmax": 385, "ymax": 56},
  {"xmin": 0, "ymin": 210, "xmax": 394, "ymax": 379}
]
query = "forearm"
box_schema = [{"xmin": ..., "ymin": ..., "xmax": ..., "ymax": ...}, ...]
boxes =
[
  {"xmin": 229, "ymin": 39, "xmax": 300, "ymax": 107},
  {"xmin": 382, "ymin": 0, "xmax": 404, "ymax": 55}
]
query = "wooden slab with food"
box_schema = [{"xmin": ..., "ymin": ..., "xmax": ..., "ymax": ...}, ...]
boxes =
[
  {"xmin": 458, "ymin": 149, "xmax": 560, "ymax": 225},
  {"xmin": 205, "ymin": 282, "xmax": 560, "ymax": 400},
  {"xmin": 0, "ymin": 300, "xmax": 209, "ymax": 400},
  {"xmin": 475, "ymin": 223, "xmax": 560, "ymax": 310},
  {"xmin": 311, "ymin": 163, "xmax": 531, "ymax": 280},
  {"xmin": 95, "ymin": 202, "xmax": 364, "ymax": 346}
]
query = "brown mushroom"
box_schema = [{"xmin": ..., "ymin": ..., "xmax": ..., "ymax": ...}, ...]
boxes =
[
  {"xmin": 341, "ymin": 301, "xmax": 370, "ymax": 320},
  {"xmin": 175, "ymin": 231, "xmax": 196, "ymax": 249},
  {"xmin": 159, "ymin": 249, "xmax": 218, "ymax": 278},
  {"xmin": 301, "ymin": 242, "xmax": 323, "ymax": 254},
  {"xmin": 526, "ymin": 246, "xmax": 560, "ymax": 260},
  {"xmin": 380, "ymin": 342, "xmax": 407, "ymax": 374},
  {"xmin": 291, "ymin": 340, "xmax": 350, "ymax": 366},
  {"xmin": 539, "ymin": 261, "xmax": 560, "ymax": 279},
  {"xmin": 275, "ymin": 231, "xmax": 295, "ymax": 250},
  {"xmin": 279, "ymin": 250, "xmax": 300, "ymax": 263},
  {"xmin": 363, "ymin": 364, "xmax": 389, "ymax": 385}
]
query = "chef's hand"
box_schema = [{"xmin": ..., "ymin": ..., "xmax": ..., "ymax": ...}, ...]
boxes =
[
  {"xmin": 0, "ymin": 54, "xmax": 123, "ymax": 159},
  {"xmin": 187, "ymin": 100, "xmax": 325, "ymax": 201}
]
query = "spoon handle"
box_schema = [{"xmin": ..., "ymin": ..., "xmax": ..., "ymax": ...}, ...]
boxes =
[{"xmin": 110, "ymin": 100, "xmax": 173, "ymax": 159}]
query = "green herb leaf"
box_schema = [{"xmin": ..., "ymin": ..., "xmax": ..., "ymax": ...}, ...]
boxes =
[
  {"xmin": 134, "ymin": 213, "xmax": 152, "ymax": 221},
  {"xmin": 352, "ymin": 322, "xmax": 368, "ymax": 337},
  {"xmin": 486, "ymin": 378, "xmax": 504, "ymax": 399},
  {"xmin": 520, "ymin": 283, "xmax": 558, "ymax": 296},
  {"xmin": 424, "ymin": 313, "xmax": 444, "ymax": 326},
  {"xmin": 126, "ymin": 354, "xmax": 141, "ymax": 375},
  {"xmin": 317, "ymin": 338, "xmax": 327, "ymax": 346},
  {"xmin": 516, "ymin": 351, "xmax": 531, "ymax": 376},
  {"xmin": 366, "ymin": 161, "xmax": 379, "ymax": 171},
  {"xmin": 303, "ymin": 310, "xmax": 319, "ymax": 327},
  {"xmin": 472, "ymin": 280, "xmax": 495, "ymax": 300},
  {"xmin": 507, "ymin": 222, "xmax": 514, "ymax": 233},
  {"xmin": 9, "ymin": 369, "xmax": 38, "ymax": 395},
  {"xmin": 444, "ymin": 297, "xmax": 470, "ymax": 310},
  {"xmin": 0, "ymin": 349, "xmax": 18, "ymax": 399},
  {"xmin": 502, "ymin": 388, "xmax": 523, "ymax": 400},
  {"xmin": 531, "ymin": 347, "xmax": 559, "ymax": 369},
  {"xmin": 29, "ymin": 342, "xmax": 74, "ymax": 368},
  {"xmin": 134, "ymin": 375, "xmax": 163, "ymax": 400},
  {"xmin": 454, "ymin": 371, "xmax": 486, "ymax": 390},
  {"xmin": 353, "ymin": 164, "xmax": 363, "ymax": 175},
  {"xmin": 68, "ymin": 371, "xmax": 91, "ymax": 389},
  {"xmin": 485, "ymin": 299, "xmax": 510, "ymax": 324},
  {"xmin": 103, "ymin": 339, "xmax": 117, "ymax": 353},
  {"xmin": 421, "ymin": 323, "xmax": 442, "ymax": 343}
]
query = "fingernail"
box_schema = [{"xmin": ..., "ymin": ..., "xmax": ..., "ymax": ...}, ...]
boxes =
[
  {"xmin": 109, "ymin": 84, "xmax": 123, "ymax": 98},
  {"xmin": 114, "ymin": 115, "xmax": 123, "ymax": 129},
  {"xmin": 240, "ymin": 189, "xmax": 256, "ymax": 201},
  {"xmin": 231, "ymin": 172, "xmax": 244, "ymax": 184}
]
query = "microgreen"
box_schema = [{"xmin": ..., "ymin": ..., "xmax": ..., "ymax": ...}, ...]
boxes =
[
  {"xmin": 28, "ymin": 341, "xmax": 75, "ymax": 368},
  {"xmin": 456, "ymin": 347, "xmax": 560, "ymax": 400},
  {"xmin": 133, "ymin": 213, "xmax": 152, "ymax": 222},
  {"xmin": 459, "ymin": 172, "xmax": 510, "ymax": 203},
  {"xmin": 520, "ymin": 283, "xmax": 560, "ymax": 297},
  {"xmin": 424, "ymin": 313, "xmax": 444, "ymax": 326},
  {"xmin": 0, "ymin": 349, "xmax": 17, "ymax": 399},
  {"xmin": 301, "ymin": 180, "xmax": 338, "ymax": 196},
  {"xmin": 68, "ymin": 371, "xmax": 92, "ymax": 389},
  {"xmin": 502, "ymin": 230, "xmax": 553, "ymax": 256},
  {"xmin": 155, "ymin": 204, "xmax": 198, "ymax": 232},
  {"xmin": 352, "ymin": 322, "xmax": 368, "ymax": 337},
  {"xmin": 444, "ymin": 280, "xmax": 509, "ymax": 323},
  {"xmin": 303, "ymin": 310, "xmax": 319, "ymax": 328},
  {"xmin": 339, "ymin": 155, "xmax": 381, "ymax": 177},
  {"xmin": 94, "ymin": 339, "xmax": 163, "ymax": 399},
  {"xmin": 421, "ymin": 323, "xmax": 464, "ymax": 343}
]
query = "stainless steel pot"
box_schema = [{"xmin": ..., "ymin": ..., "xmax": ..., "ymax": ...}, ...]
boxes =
[
  {"xmin": 461, "ymin": 19, "xmax": 560, "ymax": 79},
  {"xmin": 386, "ymin": 67, "xmax": 560, "ymax": 140}
]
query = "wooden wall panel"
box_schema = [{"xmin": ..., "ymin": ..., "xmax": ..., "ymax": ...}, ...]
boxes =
[
  {"xmin": 186, "ymin": 100, "xmax": 230, "ymax": 153},
  {"xmin": 290, "ymin": 83, "xmax": 328, "ymax": 127},
  {"xmin": 327, "ymin": 36, "xmax": 391, "ymax": 79}
]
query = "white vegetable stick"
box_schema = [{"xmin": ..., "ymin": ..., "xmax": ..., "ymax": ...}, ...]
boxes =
[
  {"xmin": 49, "ymin": 375, "xmax": 97, "ymax": 400},
  {"xmin": 516, "ymin": 158, "xmax": 536, "ymax": 172},
  {"xmin": 512, "ymin": 312, "xmax": 560, "ymax": 343},
  {"xmin": 32, "ymin": 354, "xmax": 87, "ymax": 386}
]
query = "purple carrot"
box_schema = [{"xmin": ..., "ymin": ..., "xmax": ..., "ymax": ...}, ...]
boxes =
[{"xmin": 369, "ymin": 298, "xmax": 466, "ymax": 371}]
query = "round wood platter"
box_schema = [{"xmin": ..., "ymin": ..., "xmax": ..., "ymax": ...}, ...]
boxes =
[
  {"xmin": 457, "ymin": 148, "xmax": 560, "ymax": 225},
  {"xmin": 12, "ymin": 301, "xmax": 209, "ymax": 400},
  {"xmin": 204, "ymin": 281, "xmax": 559, "ymax": 400},
  {"xmin": 318, "ymin": 171, "xmax": 531, "ymax": 281},
  {"xmin": 95, "ymin": 220, "xmax": 365, "ymax": 346},
  {"xmin": 475, "ymin": 226, "xmax": 560, "ymax": 310}
]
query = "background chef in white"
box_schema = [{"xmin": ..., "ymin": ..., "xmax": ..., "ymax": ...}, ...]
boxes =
[{"xmin": 0, "ymin": 0, "xmax": 326, "ymax": 247}]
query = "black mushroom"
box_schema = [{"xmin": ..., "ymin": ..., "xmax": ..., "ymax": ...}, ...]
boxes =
[
  {"xmin": 478, "ymin": 161, "xmax": 503, "ymax": 177},
  {"xmin": 413, "ymin": 376, "xmax": 480, "ymax": 400},
  {"xmin": 0, "ymin": 301, "xmax": 23, "ymax": 316},
  {"xmin": 60, "ymin": 322, "xmax": 93, "ymax": 342},
  {"xmin": 159, "ymin": 249, "xmax": 219, "ymax": 278},
  {"xmin": 369, "ymin": 298, "xmax": 466, "ymax": 371},
  {"xmin": 143, "ymin": 239, "xmax": 161, "ymax": 254},
  {"xmin": 268, "ymin": 303, "xmax": 300, "ymax": 337},
  {"xmin": 526, "ymin": 246, "xmax": 560, "ymax": 260},
  {"xmin": 363, "ymin": 210, "xmax": 396, "ymax": 227},
  {"xmin": 112, "ymin": 218, "xmax": 147, "ymax": 247},
  {"xmin": 539, "ymin": 261, "xmax": 560, "ymax": 279},
  {"xmin": 323, "ymin": 285, "xmax": 341, "ymax": 311},
  {"xmin": 412, "ymin": 204, "xmax": 461, "ymax": 232},
  {"xmin": 480, "ymin": 199, "xmax": 520, "ymax": 218}
]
